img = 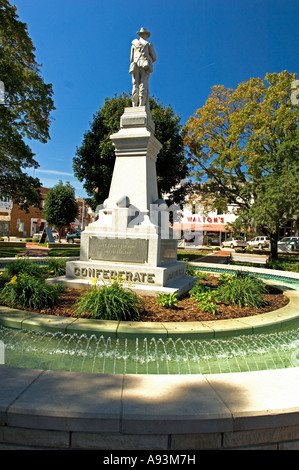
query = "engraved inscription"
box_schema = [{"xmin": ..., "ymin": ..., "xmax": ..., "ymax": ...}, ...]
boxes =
[
  {"xmin": 74, "ymin": 266, "xmax": 155, "ymax": 284},
  {"xmin": 89, "ymin": 237, "xmax": 148, "ymax": 263}
]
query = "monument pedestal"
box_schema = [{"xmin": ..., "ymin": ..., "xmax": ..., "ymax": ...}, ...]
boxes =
[{"xmin": 49, "ymin": 107, "xmax": 193, "ymax": 296}]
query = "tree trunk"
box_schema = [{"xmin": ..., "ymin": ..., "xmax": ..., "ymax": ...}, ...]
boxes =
[{"xmin": 269, "ymin": 231, "xmax": 279, "ymax": 260}]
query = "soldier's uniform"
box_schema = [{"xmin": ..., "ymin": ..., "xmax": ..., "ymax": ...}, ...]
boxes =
[{"xmin": 129, "ymin": 28, "xmax": 157, "ymax": 108}]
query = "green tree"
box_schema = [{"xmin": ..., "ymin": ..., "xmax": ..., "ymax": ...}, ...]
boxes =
[
  {"xmin": 183, "ymin": 71, "xmax": 299, "ymax": 259},
  {"xmin": 43, "ymin": 181, "xmax": 78, "ymax": 241},
  {"xmin": 0, "ymin": 0, "xmax": 55, "ymax": 209},
  {"xmin": 73, "ymin": 93, "xmax": 190, "ymax": 210}
]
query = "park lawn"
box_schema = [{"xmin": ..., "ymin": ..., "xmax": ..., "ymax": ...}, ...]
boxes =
[
  {"xmin": 0, "ymin": 246, "xmax": 25, "ymax": 258},
  {"xmin": 48, "ymin": 246, "xmax": 80, "ymax": 257},
  {"xmin": 177, "ymin": 249, "xmax": 212, "ymax": 261}
]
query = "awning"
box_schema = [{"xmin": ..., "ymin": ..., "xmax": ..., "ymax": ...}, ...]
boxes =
[{"xmin": 173, "ymin": 223, "xmax": 228, "ymax": 232}]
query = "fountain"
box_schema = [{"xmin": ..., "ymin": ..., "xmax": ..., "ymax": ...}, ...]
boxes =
[
  {"xmin": 1, "ymin": 324, "xmax": 299, "ymax": 375},
  {"xmin": 1, "ymin": 273, "xmax": 299, "ymax": 375}
]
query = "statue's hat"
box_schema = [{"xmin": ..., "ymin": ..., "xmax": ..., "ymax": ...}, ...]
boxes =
[{"xmin": 137, "ymin": 27, "xmax": 151, "ymax": 38}]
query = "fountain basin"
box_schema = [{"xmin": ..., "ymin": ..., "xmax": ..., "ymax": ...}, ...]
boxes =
[{"xmin": 1, "ymin": 264, "xmax": 299, "ymax": 449}]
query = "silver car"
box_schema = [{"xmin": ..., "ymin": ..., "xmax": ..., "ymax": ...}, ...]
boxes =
[
  {"xmin": 221, "ymin": 238, "xmax": 247, "ymax": 249},
  {"xmin": 247, "ymin": 236, "xmax": 270, "ymax": 249}
]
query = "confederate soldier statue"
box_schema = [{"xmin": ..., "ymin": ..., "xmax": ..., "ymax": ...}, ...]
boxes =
[{"xmin": 129, "ymin": 27, "xmax": 157, "ymax": 110}]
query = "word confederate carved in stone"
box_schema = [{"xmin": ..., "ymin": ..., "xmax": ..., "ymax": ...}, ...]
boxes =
[{"xmin": 73, "ymin": 267, "xmax": 156, "ymax": 284}]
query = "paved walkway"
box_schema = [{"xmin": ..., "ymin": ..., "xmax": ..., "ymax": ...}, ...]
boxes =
[
  {"xmin": 19, "ymin": 242, "xmax": 50, "ymax": 258},
  {"xmin": 194, "ymin": 250, "xmax": 232, "ymax": 264}
]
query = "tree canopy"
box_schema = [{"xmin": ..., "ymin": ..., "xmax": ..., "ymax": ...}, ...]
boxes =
[
  {"xmin": 73, "ymin": 93, "xmax": 190, "ymax": 210},
  {"xmin": 43, "ymin": 181, "xmax": 78, "ymax": 240},
  {"xmin": 0, "ymin": 0, "xmax": 54, "ymax": 209},
  {"xmin": 183, "ymin": 71, "xmax": 299, "ymax": 258}
]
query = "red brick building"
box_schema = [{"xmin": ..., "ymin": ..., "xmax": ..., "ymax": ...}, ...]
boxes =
[{"xmin": 0, "ymin": 187, "xmax": 91, "ymax": 238}]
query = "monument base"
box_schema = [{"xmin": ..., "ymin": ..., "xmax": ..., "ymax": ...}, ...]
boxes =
[
  {"xmin": 47, "ymin": 276, "xmax": 194, "ymax": 297},
  {"xmin": 47, "ymin": 259, "xmax": 194, "ymax": 297}
]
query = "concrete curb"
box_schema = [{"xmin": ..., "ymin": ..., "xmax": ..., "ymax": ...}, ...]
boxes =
[{"xmin": 1, "ymin": 366, "xmax": 299, "ymax": 449}]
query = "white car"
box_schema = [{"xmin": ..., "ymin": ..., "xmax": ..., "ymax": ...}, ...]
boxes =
[
  {"xmin": 278, "ymin": 237, "xmax": 299, "ymax": 245},
  {"xmin": 247, "ymin": 236, "xmax": 270, "ymax": 249},
  {"xmin": 221, "ymin": 238, "xmax": 247, "ymax": 249}
]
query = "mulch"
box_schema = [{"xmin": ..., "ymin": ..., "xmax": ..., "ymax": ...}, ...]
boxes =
[{"xmin": 36, "ymin": 274, "xmax": 289, "ymax": 322}]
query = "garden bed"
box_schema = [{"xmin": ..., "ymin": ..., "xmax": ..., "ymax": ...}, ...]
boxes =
[{"xmin": 33, "ymin": 274, "xmax": 289, "ymax": 322}]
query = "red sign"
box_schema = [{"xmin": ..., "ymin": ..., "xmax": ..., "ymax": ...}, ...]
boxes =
[
  {"xmin": 71, "ymin": 223, "xmax": 76, "ymax": 229},
  {"xmin": 187, "ymin": 216, "xmax": 225, "ymax": 224}
]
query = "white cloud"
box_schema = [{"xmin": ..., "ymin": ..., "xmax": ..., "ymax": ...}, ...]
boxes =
[{"xmin": 35, "ymin": 169, "xmax": 74, "ymax": 177}]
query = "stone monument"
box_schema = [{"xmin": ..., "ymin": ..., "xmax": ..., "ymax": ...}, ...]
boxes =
[{"xmin": 51, "ymin": 28, "xmax": 193, "ymax": 296}]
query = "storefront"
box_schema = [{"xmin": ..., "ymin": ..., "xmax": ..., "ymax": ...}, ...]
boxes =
[{"xmin": 173, "ymin": 206, "xmax": 237, "ymax": 247}]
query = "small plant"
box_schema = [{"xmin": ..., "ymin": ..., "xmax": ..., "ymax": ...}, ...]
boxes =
[
  {"xmin": 194, "ymin": 271, "xmax": 208, "ymax": 280},
  {"xmin": 0, "ymin": 273, "xmax": 64, "ymax": 310},
  {"xmin": 189, "ymin": 279, "xmax": 211, "ymax": 296},
  {"xmin": 156, "ymin": 292, "xmax": 178, "ymax": 309},
  {"xmin": 191, "ymin": 290, "xmax": 219, "ymax": 314},
  {"xmin": 46, "ymin": 257, "xmax": 66, "ymax": 276},
  {"xmin": 184, "ymin": 261, "xmax": 196, "ymax": 276},
  {"xmin": 73, "ymin": 279, "xmax": 142, "ymax": 321},
  {"xmin": 217, "ymin": 271, "xmax": 268, "ymax": 308},
  {"xmin": 218, "ymin": 272, "xmax": 232, "ymax": 284}
]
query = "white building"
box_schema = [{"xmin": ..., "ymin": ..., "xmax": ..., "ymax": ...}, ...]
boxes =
[{"xmin": 173, "ymin": 201, "xmax": 238, "ymax": 247}]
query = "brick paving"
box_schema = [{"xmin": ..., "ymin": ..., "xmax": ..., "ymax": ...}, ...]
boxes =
[
  {"xmin": 194, "ymin": 250, "xmax": 231, "ymax": 264},
  {"xmin": 19, "ymin": 242, "xmax": 50, "ymax": 257}
]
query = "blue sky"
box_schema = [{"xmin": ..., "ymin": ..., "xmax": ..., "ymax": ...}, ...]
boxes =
[{"xmin": 12, "ymin": 0, "xmax": 299, "ymax": 197}]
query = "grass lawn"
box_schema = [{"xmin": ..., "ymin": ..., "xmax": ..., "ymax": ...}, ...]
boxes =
[
  {"xmin": 177, "ymin": 249, "xmax": 212, "ymax": 261},
  {"xmin": 48, "ymin": 246, "xmax": 80, "ymax": 257},
  {"xmin": 0, "ymin": 247, "xmax": 25, "ymax": 258}
]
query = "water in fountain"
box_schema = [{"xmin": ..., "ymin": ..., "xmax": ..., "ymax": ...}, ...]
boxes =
[{"xmin": 1, "ymin": 325, "xmax": 299, "ymax": 375}]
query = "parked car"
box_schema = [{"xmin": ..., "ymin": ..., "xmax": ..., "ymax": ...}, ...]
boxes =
[
  {"xmin": 278, "ymin": 237, "xmax": 299, "ymax": 251},
  {"xmin": 221, "ymin": 238, "xmax": 247, "ymax": 249},
  {"xmin": 278, "ymin": 237, "xmax": 299, "ymax": 245},
  {"xmin": 66, "ymin": 231, "xmax": 81, "ymax": 243},
  {"xmin": 247, "ymin": 236, "xmax": 270, "ymax": 249}
]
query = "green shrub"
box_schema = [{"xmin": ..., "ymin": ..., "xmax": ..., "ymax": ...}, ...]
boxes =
[
  {"xmin": 3, "ymin": 257, "xmax": 42, "ymax": 279},
  {"xmin": 46, "ymin": 257, "xmax": 66, "ymax": 276},
  {"xmin": 156, "ymin": 292, "xmax": 178, "ymax": 309},
  {"xmin": 217, "ymin": 271, "xmax": 268, "ymax": 308},
  {"xmin": 189, "ymin": 279, "xmax": 211, "ymax": 296},
  {"xmin": 73, "ymin": 280, "xmax": 142, "ymax": 321},
  {"xmin": 191, "ymin": 290, "xmax": 219, "ymax": 314},
  {"xmin": 0, "ymin": 273, "xmax": 64, "ymax": 310},
  {"xmin": 268, "ymin": 258, "xmax": 299, "ymax": 273}
]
